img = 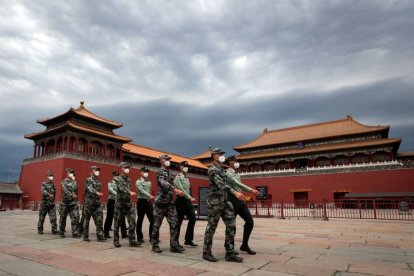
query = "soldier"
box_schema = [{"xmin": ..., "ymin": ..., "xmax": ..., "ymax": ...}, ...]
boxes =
[
  {"xmin": 152, "ymin": 154, "xmax": 186, "ymax": 254},
  {"xmin": 103, "ymin": 171, "xmax": 128, "ymax": 239},
  {"xmin": 135, "ymin": 166, "xmax": 154, "ymax": 244},
  {"xmin": 37, "ymin": 171, "xmax": 59, "ymax": 235},
  {"xmin": 226, "ymin": 155, "xmax": 260, "ymax": 255},
  {"xmin": 113, "ymin": 162, "xmax": 139, "ymax": 248},
  {"xmin": 174, "ymin": 161, "xmax": 198, "ymax": 247},
  {"xmin": 83, "ymin": 166, "xmax": 106, "ymax": 242},
  {"xmin": 59, "ymin": 168, "xmax": 81, "ymax": 238},
  {"xmin": 202, "ymin": 148, "xmax": 245, "ymax": 262}
]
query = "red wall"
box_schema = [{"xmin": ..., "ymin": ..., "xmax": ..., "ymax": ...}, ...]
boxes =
[{"xmin": 19, "ymin": 157, "xmax": 209, "ymax": 202}]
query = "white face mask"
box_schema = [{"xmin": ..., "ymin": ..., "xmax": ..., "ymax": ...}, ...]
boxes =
[
  {"xmin": 123, "ymin": 168, "xmax": 130, "ymax": 174},
  {"xmin": 182, "ymin": 167, "xmax": 188, "ymax": 173},
  {"xmin": 164, "ymin": 160, "xmax": 171, "ymax": 167},
  {"xmin": 70, "ymin": 176, "xmax": 76, "ymax": 180},
  {"xmin": 143, "ymin": 172, "xmax": 149, "ymax": 178},
  {"xmin": 94, "ymin": 171, "xmax": 100, "ymax": 176},
  {"xmin": 68, "ymin": 173, "xmax": 74, "ymax": 178},
  {"xmin": 218, "ymin": 156, "xmax": 226, "ymax": 163},
  {"xmin": 234, "ymin": 162, "xmax": 240, "ymax": 169},
  {"xmin": 48, "ymin": 176, "xmax": 54, "ymax": 181}
]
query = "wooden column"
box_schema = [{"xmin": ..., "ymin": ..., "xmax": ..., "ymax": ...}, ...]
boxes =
[
  {"xmin": 104, "ymin": 144, "xmax": 107, "ymax": 158},
  {"xmin": 75, "ymin": 137, "xmax": 79, "ymax": 152},
  {"xmin": 33, "ymin": 144, "xmax": 37, "ymax": 158},
  {"xmin": 66, "ymin": 136, "xmax": 70, "ymax": 152},
  {"xmin": 44, "ymin": 143, "xmax": 47, "ymax": 156},
  {"xmin": 54, "ymin": 138, "xmax": 57, "ymax": 154}
]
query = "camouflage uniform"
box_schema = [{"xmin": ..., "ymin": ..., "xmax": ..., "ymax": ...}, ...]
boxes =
[
  {"xmin": 113, "ymin": 174, "xmax": 136, "ymax": 246},
  {"xmin": 203, "ymin": 163, "xmax": 237, "ymax": 255},
  {"xmin": 37, "ymin": 180, "xmax": 58, "ymax": 233},
  {"xmin": 60, "ymin": 178, "xmax": 80, "ymax": 236},
  {"xmin": 83, "ymin": 175, "xmax": 104, "ymax": 240},
  {"xmin": 152, "ymin": 168, "xmax": 179, "ymax": 248}
]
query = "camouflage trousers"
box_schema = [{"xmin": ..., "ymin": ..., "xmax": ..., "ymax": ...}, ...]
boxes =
[
  {"xmin": 37, "ymin": 202, "xmax": 57, "ymax": 231},
  {"xmin": 113, "ymin": 201, "xmax": 136, "ymax": 244},
  {"xmin": 203, "ymin": 201, "xmax": 236, "ymax": 254},
  {"xmin": 83, "ymin": 203, "xmax": 104, "ymax": 238},
  {"xmin": 59, "ymin": 203, "xmax": 80, "ymax": 235},
  {"xmin": 79, "ymin": 204, "xmax": 85, "ymax": 235},
  {"xmin": 152, "ymin": 203, "xmax": 179, "ymax": 247}
]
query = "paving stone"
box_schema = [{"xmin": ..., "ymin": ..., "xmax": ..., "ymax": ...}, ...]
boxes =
[
  {"xmin": 188, "ymin": 260, "xmax": 251, "ymax": 275},
  {"xmin": 0, "ymin": 259, "xmax": 79, "ymax": 276},
  {"xmin": 261, "ymin": 260, "xmax": 337, "ymax": 276},
  {"xmin": 241, "ymin": 270, "xmax": 296, "ymax": 276},
  {"xmin": 349, "ymin": 262, "xmax": 414, "ymax": 276}
]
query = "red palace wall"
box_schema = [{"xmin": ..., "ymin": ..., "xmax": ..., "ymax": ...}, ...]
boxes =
[{"xmin": 19, "ymin": 157, "xmax": 209, "ymax": 203}]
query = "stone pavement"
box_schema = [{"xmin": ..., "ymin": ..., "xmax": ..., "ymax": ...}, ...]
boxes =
[{"xmin": 0, "ymin": 210, "xmax": 413, "ymax": 276}]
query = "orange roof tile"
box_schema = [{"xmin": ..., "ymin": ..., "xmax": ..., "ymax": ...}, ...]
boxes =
[
  {"xmin": 123, "ymin": 143, "xmax": 207, "ymax": 169},
  {"xmin": 397, "ymin": 152, "xmax": 414, "ymax": 157},
  {"xmin": 192, "ymin": 147, "xmax": 212, "ymax": 159},
  {"xmin": 37, "ymin": 102, "xmax": 123, "ymax": 128},
  {"xmin": 234, "ymin": 116, "xmax": 389, "ymax": 150},
  {"xmin": 236, "ymin": 138, "xmax": 401, "ymax": 160}
]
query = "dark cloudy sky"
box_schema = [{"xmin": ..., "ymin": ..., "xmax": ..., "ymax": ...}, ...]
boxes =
[{"xmin": 1, "ymin": 1, "xmax": 414, "ymax": 181}]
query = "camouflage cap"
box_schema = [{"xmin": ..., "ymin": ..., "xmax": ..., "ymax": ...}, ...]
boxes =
[
  {"xmin": 112, "ymin": 170, "xmax": 120, "ymax": 176},
  {"xmin": 65, "ymin": 168, "xmax": 75, "ymax": 173},
  {"xmin": 119, "ymin": 162, "xmax": 130, "ymax": 168},
  {"xmin": 159, "ymin": 154, "xmax": 171, "ymax": 160},
  {"xmin": 227, "ymin": 155, "xmax": 237, "ymax": 162},
  {"xmin": 179, "ymin": 161, "xmax": 188, "ymax": 167},
  {"xmin": 90, "ymin": 165, "xmax": 100, "ymax": 171},
  {"xmin": 211, "ymin": 148, "xmax": 225, "ymax": 155},
  {"xmin": 46, "ymin": 171, "xmax": 54, "ymax": 176},
  {"xmin": 140, "ymin": 166, "xmax": 150, "ymax": 172}
]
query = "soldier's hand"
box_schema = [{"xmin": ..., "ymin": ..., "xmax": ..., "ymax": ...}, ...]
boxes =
[
  {"xmin": 96, "ymin": 192, "xmax": 103, "ymax": 197},
  {"xmin": 130, "ymin": 191, "xmax": 137, "ymax": 196},
  {"xmin": 234, "ymin": 191, "xmax": 247, "ymax": 201},
  {"xmin": 190, "ymin": 197, "xmax": 197, "ymax": 203},
  {"xmin": 149, "ymin": 195, "xmax": 155, "ymax": 200},
  {"xmin": 252, "ymin": 189, "xmax": 260, "ymax": 196},
  {"xmin": 174, "ymin": 189, "xmax": 185, "ymax": 197},
  {"xmin": 73, "ymin": 194, "xmax": 78, "ymax": 199},
  {"xmin": 49, "ymin": 194, "xmax": 54, "ymax": 199}
]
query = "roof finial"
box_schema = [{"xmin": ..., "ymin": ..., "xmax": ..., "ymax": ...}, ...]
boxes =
[
  {"xmin": 263, "ymin": 128, "xmax": 268, "ymax": 133},
  {"xmin": 80, "ymin": 100, "xmax": 85, "ymax": 108},
  {"xmin": 208, "ymin": 145, "xmax": 212, "ymax": 150},
  {"xmin": 346, "ymin": 114, "xmax": 352, "ymax": 119}
]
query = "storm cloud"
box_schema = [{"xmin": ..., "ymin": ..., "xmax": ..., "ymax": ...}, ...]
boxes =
[{"xmin": 1, "ymin": 0, "xmax": 414, "ymax": 181}]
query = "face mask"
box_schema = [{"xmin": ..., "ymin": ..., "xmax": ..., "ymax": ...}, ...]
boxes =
[
  {"xmin": 182, "ymin": 167, "xmax": 188, "ymax": 173},
  {"xmin": 164, "ymin": 160, "xmax": 171, "ymax": 167},
  {"xmin": 70, "ymin": 176, "xmax": 76, "ymax": 180},
  {"xmin": 48, "ymin": 176, "xmax": 54, "ymax": 181},
  {"xmin": 123, "ymin": 168, "xmax": 130, "ymax": 174},
  {"xmin": 234, "ymin": 162, "xmax": 240, "ymax": 169},
  {"xmin": 143, "ymin": 172, "xmax": 149, "ymax": 178},
  {"xmin": 94, "ymin": 171, "xmax": 100, "ymax": 176},
  {"xmin": 68, "ymin": 173, "xmax": 74, "ymax": 178},
  {"xmin": 218, "ymin": 156, "xmax": 226, "ymax": 163}
]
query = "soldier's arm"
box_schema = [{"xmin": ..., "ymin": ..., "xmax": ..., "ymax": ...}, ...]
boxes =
[
  {"xmin": 226, "ymin": 170, "xmax": 252, "ymax": 192},
  {"xmin": 86, "ymin": 178, "xmax": 98, "ymax": 195},
  {"xmin": 210, "ymin": 169, "xmax": 236, "ymax": 194},
  {"xmin": 108, "ymin": 181, "xmax": 117, "ymax": 197},
  {"xmin": 61, "ymin": 180, "xmax": 73, "ymax": 197},
  {"xmin": 157, "ymin": 172, "xmax": 174, "ymax": 191},
  {"xmin": 136, "ymin": 180, "xmax": 151, "ymax": 197},
  {"xmin": 174, "ymin": 176, "xmax": 192, "ymax": 200},
  {"xmin": 41, "ymin": 183, "xmax": 49, "ymax": 196},
  {"xmin": 115, "ymin": 177, "xmax": 130, "ymax": 194}
]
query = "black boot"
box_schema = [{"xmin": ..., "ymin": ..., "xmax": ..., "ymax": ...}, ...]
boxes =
[
  {"xmin": 38, "ymin": 229, "xmax": 44, "ymax": 234},
  {"xmin": 225, "ymin": 253, "xmax": 243, "ymax": 262},
  {"xmin": 240, "ymin": 244, "xmax": 256, "ymax": 255},
  {"xmin": 170, "ymin": 246, "xmax": 185, "ymax": 253},
  {"xmin": 202, "ymin": 252, "xmax": 218, "ymax": 262},
  {"xmin": 184, "ymin": 240, "xmax": 198, "ymax": 247},
  {"xmin": 152, "ymin": 245, "xmax": 162, "ymax": 253}
]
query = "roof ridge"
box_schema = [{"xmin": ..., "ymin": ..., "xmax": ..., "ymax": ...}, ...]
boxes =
[
  {"xmin": 127, "ymin": 142, "xmax": 196, "ymax": 160},
  {"xmin": 74, "ymin": 105, "xmax": 123, "ymax": 127}
]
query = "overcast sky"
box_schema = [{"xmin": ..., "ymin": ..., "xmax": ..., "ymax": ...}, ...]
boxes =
[{"xmin": 1, "ymin": 0, "xmax": 414, "ymax": 181}]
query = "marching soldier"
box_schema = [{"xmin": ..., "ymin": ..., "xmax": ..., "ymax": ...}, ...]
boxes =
[
  {"xmin": 135, "ymin": 166, "xmax": 154, "ymax": 244},
  {"xmin": 202, "ymin": 148, "xmax": 245, "ymax": 262},
  {"xmin": 83, "ymin": 166, "xmax": 106, "ymax": 242},
  {"xmin": 152, "ymin": 154, "xmax": 186, "ymax": 254},
  {"xmin": 103, "ymin": 171, "xmax": 128, "ymax": 239},
  {"xmin": 59, "ymin": 168, "xmax": 81, "ymax": 238},
  {"xmin": 226, "ymin": 155, "xmax": 260, "ymax": 255},
  {"xmin": 174, "ymin": 161, "xmax": 198, "ymax": 247},
  {"xmin": 113, "ymin": 162, "xmax": 139, "ymax": 247},
  {"xmin": 37, "ymin": 171, "xmax": 59, "ymax": 235}
]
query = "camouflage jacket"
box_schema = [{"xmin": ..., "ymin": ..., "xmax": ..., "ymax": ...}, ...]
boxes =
[
  {"xmin": 84, "ymin": 175, "xmax": 102, "ymax": 205},
  {"xmin": 207, "ymin": 163, "xmax": 236, "ymax": 204},
  {"xmin": 61, "ymin": 178, "xmax": 78, "ymax": 205},
  {"xmin": 155, "ymin": 168, "xmax": 175, "ymax": 204},
  {"xmin": 41, "ymin": 181, "xmax": 56, "ymax": 204},
  {"xmin": 114, "ymin": 175, "xmax": 131, "ymax": 202}
]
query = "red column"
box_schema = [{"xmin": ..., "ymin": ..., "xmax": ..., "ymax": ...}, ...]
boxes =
[
  {"xmin": 66, "ymin": 136, "xmax": 70, "ymax": 152},
  {"xmin": 86, "ymin": 140, "xmax": 90, "ymax": 155},
  {"xmin": 348, "ymin": 155, "xmax": 352, "ymax": 164},
  {"xmin": 369, "ymin": 153, "xmax": 372, "ymax": 163},
  {"xmin": 44, "ymin": 143, "xmax": 47, "ymax": 156},
  {"xmin": 389, "ymin": 152, "xmax": 394, "ymax": 161},
  {"xmin": 104, "ymin": 144, "xmax": 107, "ymax": 158},
  {"xmin": 75, "ymin": 137, "xmax": 79, "ymax": 152},
  {"xmin": 120, "ymin": 148, "xmax": 124, "ymax": 161},
  {"xmin": 54, "ymin": 138, "xmax": 57, "ymax": 154},
  {"xmin": 33, "ymin": 144, "xmax": 37, "ymax": 158}
]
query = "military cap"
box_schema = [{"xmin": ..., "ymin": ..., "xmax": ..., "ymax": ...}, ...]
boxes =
[
  {"xmin": 179, "ymin": 161, "xmax": 188, "ymax": 167},
  {"xmin": 112, "ymin": 170, "xmax": 120, "ymax": 176},
  {"xmin": 227, "ymin": 155, "xmax": 238, "ymax": 162},
  {"xmin": 159, "ymin": 154, "xmax": 171, "ymax": 160},
  {"xmin": 119, "ymin": 162, "xmax": 130, "ymax": 168},
  {"xmin": 140, "ymin": 166, "xmax": 150, "ymax": 172},
  {"xmin": 90, "ymin": 165, "xmax": 100, "ymax": 171},
  {"xmin": 65, "ymin": 168, "xmax": 75, "ymax": 173},
  {"xmin": 211, "ymin": 148, "xmax": 225, "ymax": 155},
  {"xmin": 46, "ymin": 171, "xmax": 54, "ymax": 176}
]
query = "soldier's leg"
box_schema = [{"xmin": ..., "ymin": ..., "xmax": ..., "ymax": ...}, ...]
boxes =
[
  {"xmin": 68, "ymin": 204, "xmax": 80, "ymax": 236},
  {"xmin": 59, "ymin": 205, "xmax": 69, "ymax": 236},
  {"xmin": 152, "ymin": 204, "xmax": 165, "ymax": 246},
  {"xmin": 126, "ymin": 204, "xmax": 136, "ymax": 242},
  {"xmin": 238, "ymin": 202, "xmax": 254, "ymax": 247},
  {"xmin": 184, "ymin": 201, "xmax": 196, "ymax": 243},
  {"xmin": 203, "ymin": 203, "xmax": 222, "ymax": 254},
  {"xmin": 94, "ymin": 204, "xmax": 104, "ymax": 239},
  {"xmin": 120, "ymin": 213, "xmax": 128, "ymax": 237},
  {"xmin": 83, "ymin": 205, "xmax": 92, "ymax": 239},
  {"xmin": 165, "ymin": 204, "xmax": 179, "ymax": 248},
  {"xmin": 113, "ymin": 204, "xmax": 121, "ymax": 245},
  {"xmin": 175, "ymin": 199, "xmax": 184, "ymax": 241},
  {"xmin": 48, "ymin": 204, "xmax": 58, "ymax": 233},
  {"xmin": 37, "ymin": 203, "xmax": 47, "ymax": 233},
  {"xmin": 104, "ymin": 199, "xmax": 114, "ymax": 237},
  {"xmin": 221, "ymin": 202, "xmax": 236, "ymax": 255},
  {"xmin": 79, "ymin": 205, "xmax": 85, "ymax": 235},
  {"xmin": 136, "ymin": 199, "xmax": 145, "ymax": 241},
  {"xmin": 146, "ymin": 203, "xmax": 154, "ymax": 242}
]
